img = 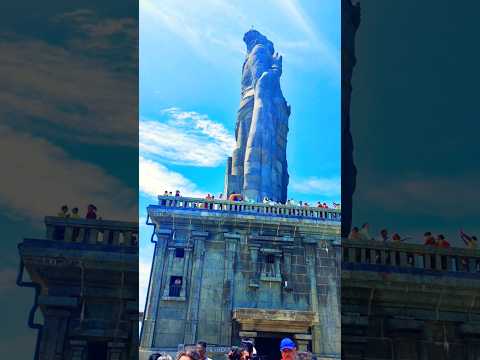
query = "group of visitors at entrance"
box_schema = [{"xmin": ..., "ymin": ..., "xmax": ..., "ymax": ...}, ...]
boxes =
[
  {"xmin": 56, "ymin": 204, "xmax": 99, "ymax": 220},
  {"xmin": 347, "ymin": 223, "xmax": 477, "ymax": 249},
  {"xmin": 148, "ymin": 338, "xmax": 301, "ymax": 360}
]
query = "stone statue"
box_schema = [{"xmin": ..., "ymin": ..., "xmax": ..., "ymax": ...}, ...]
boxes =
[{"xmin": 225, "ymin": 30, "xmax": 290, "ymax": 203}]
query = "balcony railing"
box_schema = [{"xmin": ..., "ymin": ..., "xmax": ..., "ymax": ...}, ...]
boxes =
[
  {"xmin": 154, "ymin": 196, "xmax": 341, "ymax": 222},
  {"xmin": 342, "ymin": 239, "xmax": 480, "ymax": 275},
  {"xmin": 45, "ymin": 216, "xmax": 138, "ymax": 247}
]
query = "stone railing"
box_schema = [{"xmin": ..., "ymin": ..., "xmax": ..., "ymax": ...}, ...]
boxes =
[
  {"xmin": 342, "ymin": 239, "xmax": 480, "ymax": 275},
  {"xmin": 155, "ymin": 196, "xmax": 341, "ymax": 222},
  {"xmin": 45, "ymin": 216, "xmax": 138, "ymax": 247}
]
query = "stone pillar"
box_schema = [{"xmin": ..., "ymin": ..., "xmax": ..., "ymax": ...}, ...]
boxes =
[
  {"xmin": 140, "ymin": 229, "xmax": 171, "ymax": 349},
  {"xmin": 38, "ymin": 308, "xmax": 70, "ymax": 360},
  {"xmin": 249, "ymin": 243, "xmax": 260, "ymax": 286},
  {"xmin": 184, "ymin": 231, "xmax": 208, "ymax": 344},
  {"xmin": 305, "ymin": 243, "xmax": 321, "ymax": 355},
  {"xmin": 316, "ymin": 242, "xmax": 341, "ymax": 358},
  {"xmin": 107, "ymin": 342, "xmax": 125, "ymax": 360},
  {"xmin": 126, "ymin": 305, "xmax": 140, "ymax": 360},
  {"xmin": 219, "ymin": 232, "xmax": 239, "ymax": 345},
  {"xmin": 69, "ymin": 340, "xmax": 87, "ymax": 360},
  {"xmin": 180, "ymin": 245, "xmax": 193, "ymax": 298}
]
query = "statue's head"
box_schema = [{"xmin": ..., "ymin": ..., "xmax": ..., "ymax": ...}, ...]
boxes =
[{"xmin": 243, "ymin": 29, "xmax": 274, "ymax": 55}]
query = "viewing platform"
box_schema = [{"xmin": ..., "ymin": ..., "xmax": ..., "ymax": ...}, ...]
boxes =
[
  {"xmin": 150, "ymin": 195, "xmax": 341, "ymax": 224},
  {"xmin": 342, "ymin": 239, "xmax": 480, "ymax": 276},
  {"xmin": 44, "ymin": 216, "xmax": 138, "ymax": 248}
]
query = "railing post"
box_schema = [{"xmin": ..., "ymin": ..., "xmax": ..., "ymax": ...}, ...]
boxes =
[
  {"xmin": 64, "ymin": 226, "xmax": 73, "ymax": 242},
  {"xmin": 435, "ymin": 254, "xmax": 442, "ymax": 271}
]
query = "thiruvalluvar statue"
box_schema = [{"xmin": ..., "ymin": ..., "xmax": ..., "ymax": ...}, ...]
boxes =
[{"xmin": 225, "ymin": 30, "xmax": 290, "ymax": 203}]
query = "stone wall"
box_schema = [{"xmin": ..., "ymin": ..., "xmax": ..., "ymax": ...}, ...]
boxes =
[{"xmin": 140, "ymin": 204, "xmax": 341, "ymax": 360}]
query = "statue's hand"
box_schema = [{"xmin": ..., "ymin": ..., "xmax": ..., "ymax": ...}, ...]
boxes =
[{"xmin": 272, "ymin": 52, "xmax": 282, "ymax": 74}]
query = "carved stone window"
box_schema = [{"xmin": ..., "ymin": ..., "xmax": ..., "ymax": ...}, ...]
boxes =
[
  {"xmin": 260, "ymin": 249, "xmax": 282, "ymax": 282},
  {"xmin": 168, "ymin": 276, "xmax": 183, "ymax": 297}
]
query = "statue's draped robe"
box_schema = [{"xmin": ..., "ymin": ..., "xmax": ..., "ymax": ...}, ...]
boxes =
[{"xmin": 226, "ymin": 35, "xmax": 290, "ymax": 203}]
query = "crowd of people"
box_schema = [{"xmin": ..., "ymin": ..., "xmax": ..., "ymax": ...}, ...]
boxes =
[
  {"xmin": 57, "ymin": 204, "xmax": 100, "ymax": 220},
  {"xmin": 148, "ymin": 338, "xmax": 303, "ymax": 360},
  {"xmin": 347, "ymin": 223, "xmax": 477, "ymax": 249},
  {"xmin": 161, "ymin": 189, "xmax": 341, "ymax": 210}
]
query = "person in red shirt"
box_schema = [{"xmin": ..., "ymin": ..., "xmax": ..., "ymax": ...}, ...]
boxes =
[
  {"xmin": 436, "ymin": 234, "xmax": 450, "ymax": 248},
  {"xmin": 423, "ymin": 232, "xmax": 436, "ymax": 246}
]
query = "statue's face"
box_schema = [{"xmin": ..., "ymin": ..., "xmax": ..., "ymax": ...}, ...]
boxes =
[{"xmin": 244, "ymin": 30, "xmax": 274, "ymax": 55}]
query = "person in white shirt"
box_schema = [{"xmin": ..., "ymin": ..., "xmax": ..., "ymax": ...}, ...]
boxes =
[{"xmin": 195, "ymin": 341, "xmax": 213, "ymax": 360}]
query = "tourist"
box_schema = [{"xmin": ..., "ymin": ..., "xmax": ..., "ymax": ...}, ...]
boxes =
[
  {"xmin": 219, "ymin": 193, "xmax": 224, "ymax": 200},
  {"xmin": 195, "ymin": 341, "xmax": 213, "ymax": 360},
  {"xmin": 241, "ymin": 340, "xmax": 256, "ymax": 360},
  {"xmin": 316, "ymin": 201, "xmax": 322, "ymax": 208},
  {"xmin": 423, "ymin": 232, "xmax": 436, "ymax": 246},
  {"xmin": 392, "ymin": 233, "xmax": 403, "ymax": 242},
  {"xmin": 164, "ymin": 190, "xmax": 168, "ymax": 196},
  {"xmin": 229, "ymin": 193, "xmax": 242, "ymax": 202},
  {"xmin": 158, "ymin": 355, "xmax": 173, "ymax": 360},
  {"xmin": 322, "ymin": 202, "xmax": 328, "ymax": 208},
  {"xmin": 279, "ymin": 338, "xmax": 297, "ymax": 360},
  {"xmin": 149, "ymin": 353, "xmax": 162, "ymax": 360},
  {"xmin": 169, "ymin": 191, "xmax": 173, "ymax": 196},
  {"xmin": 359, "ymin": 223, "xmax": 372, "ymax": 241},
  {"xmin": 175, "ymin": 190, "xmax": 181, "ymax": 197},
  {"xmin": 436, "ymin": 234, "xmax": 451, "ymax": 248},
  {"xmin": 86, "ymin": 204, "xmax": 97, "ymax": 220},
  {"xmin": 176, "ymin": 351, "xmax": 200, "ymax": 360},
  {"xmin": 227, "ymin": 347, "xmax": 243, "ymax": 360},
  {"xmin": 348, "ymin": 227, "xmax": 361, "ymax": 240},
  {"xmin": 57, "ymin": 205, "xmax": 70, "ymax": 218},
  {"xmin": 460, "ymin": 229, "xmax": 478, "ymax": 249},
  {"xmin": 376, "ymin": 229, "xmax": 389, "ymax": 243},
  {"xmin": 71, "ymin": 207, "xmax": 79, "ymax": 219},
  {"xmin": 263, "ymin": 196, "xmax": 269, "ymax": 204}
]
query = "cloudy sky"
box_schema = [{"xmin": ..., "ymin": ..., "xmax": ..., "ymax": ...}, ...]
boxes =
[
  {"xmin": 350, "ymin": 0, "xmax": 480, "ymax": 246},
  {"xmin": 0, "ymin": 2, "xmax": 137, "ymax": 358},
  {"xmin": 139, "ymin": 0, "xmax": 340, "ymax": 312}
]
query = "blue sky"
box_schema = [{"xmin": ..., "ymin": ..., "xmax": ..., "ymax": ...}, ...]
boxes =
[{"xmin": 139, "ymin": 0, "xmax": 340, "ymax": 310}]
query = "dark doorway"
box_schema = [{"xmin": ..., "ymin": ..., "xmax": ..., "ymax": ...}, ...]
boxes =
[
  {"xmin": 255, "ymin": 335, "xmax": 294, "ymax": 360},
  {"xmin": 87, "ymin": 341, "xmax": 108, "ymax": 360}
]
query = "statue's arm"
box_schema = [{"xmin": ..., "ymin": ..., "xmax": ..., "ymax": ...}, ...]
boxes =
[{"xmin": 249, "ymin": 45, "xmax": 273, "ymax": 81}]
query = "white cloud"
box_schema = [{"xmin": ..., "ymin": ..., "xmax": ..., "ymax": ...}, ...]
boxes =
[
  {"xmin": 140, "ymin": 108, "xmax": 235, "ymax": 167},
  {"xmin": 290, "ymin": 176, "xmax": 340, "ymax": 198},
  {"xmin": 0, "ymin": 125, "xmax": 137, "ymax": 226},
  {"xmin": 0, "ymin": 37, "xmax": 137, "ymax": 147},
  {"xmin": 275, "ymin": 0, "xmax": 339, "ymax": 72},
  {"xmin": 139, "ymin": 156, "xmax": 205, "ymax": 199}
]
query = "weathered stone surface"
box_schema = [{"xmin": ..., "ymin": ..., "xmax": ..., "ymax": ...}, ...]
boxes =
[
  {"xmin": 225, "ymin": 30, "xmax": 290, "ymax": 203},
  {"xmin": 140, "ymin": 199, "xmax": 341, "ymax": 360}
]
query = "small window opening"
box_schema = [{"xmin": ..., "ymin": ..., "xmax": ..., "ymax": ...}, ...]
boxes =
[
  {"xmin": 175, "ymin": 248, "xmax": 185, "ymax": 258},
  {"xmin": 169, "ymin": 276, "xmax": 182, "ymax": 297}
]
